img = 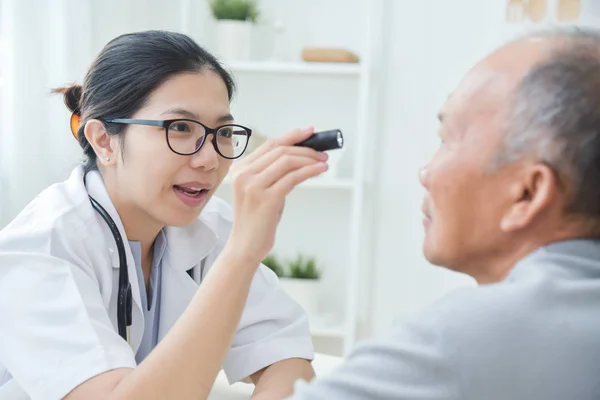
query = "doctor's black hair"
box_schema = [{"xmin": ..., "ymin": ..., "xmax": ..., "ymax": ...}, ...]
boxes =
[{"xmin": 54, "ymin": 30, "xmax": 236, "ymax": 173}]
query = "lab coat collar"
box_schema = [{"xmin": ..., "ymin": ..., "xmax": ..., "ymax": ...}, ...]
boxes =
[
  {"xmin": 81, "ymin": 167, "xmax": 145, "ymax": 350},
  {"xmin": 156, "ymin": 194, "xmax": 222, "ymax": 341},
  {"xmin": 157, "ymin": 220, "xmax": 220, "ymax": 341},
  {"xmin": 162, "ymin": 221, "xmax": 219, "ymax": 273},
  {"xmin": 83, "ymin": 169, "xmax": 136, "ymax": 271}
]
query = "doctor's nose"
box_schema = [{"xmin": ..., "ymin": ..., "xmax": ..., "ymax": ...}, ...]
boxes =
[{"xmin": 189, "ymin": 136, "xmax": 220, "ymax": 170}]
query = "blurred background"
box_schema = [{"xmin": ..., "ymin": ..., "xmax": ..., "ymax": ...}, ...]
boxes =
[{"xmin": 1, "ymin": 0, "xmax": 598, "ymax": 356}]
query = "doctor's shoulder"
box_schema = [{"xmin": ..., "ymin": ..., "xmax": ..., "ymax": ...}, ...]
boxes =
[{"xmin": 0, "ymin": 169, "xmax": 103, "ymax": 266}]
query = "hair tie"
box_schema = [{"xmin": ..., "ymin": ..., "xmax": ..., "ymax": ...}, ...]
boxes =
[{"xmin": 70, "ymin": 112, "xmax": 81, "ymax": 139}]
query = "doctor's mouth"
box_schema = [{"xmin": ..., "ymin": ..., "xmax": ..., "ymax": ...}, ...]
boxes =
[{"xmin": 173, "ymin": 182, "xmax": 212, "ymax": 208}]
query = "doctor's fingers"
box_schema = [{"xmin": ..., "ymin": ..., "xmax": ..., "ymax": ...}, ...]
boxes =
[
  {"xmin": 232, "ymin": 145, "xmax": 326, "ymax": 180},
  {"xmin": 253, "ymin": 154, "xmax": 328, "ymax": 191},
  {"xmin": 237, "ymin": 126, "xmax": 316, "ymax": 165},
  {"xmin": 270, "ymin": 162, "xmax": 328, "ymax": 196}
]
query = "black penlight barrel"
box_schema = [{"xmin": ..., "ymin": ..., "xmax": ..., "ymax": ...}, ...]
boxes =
[{"xmin": 294, "ymin": 129, "xmax": 344, "ymax": 151}]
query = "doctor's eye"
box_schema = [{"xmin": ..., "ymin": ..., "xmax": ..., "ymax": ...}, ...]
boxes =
[
  {"xmin": 217, "ymin": 127, "xmax": 233, "ymax": 138},
  {"xmin": 169, "ymin": 121, "xmax": 194, "ymax": 133}
]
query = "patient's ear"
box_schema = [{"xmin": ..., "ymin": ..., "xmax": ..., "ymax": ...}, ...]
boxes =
[
  {"xmin": 500, "ymin": 164, "xmax": 557, "ymax": 232},
  {"xmin": 84, "ymin": 119, "xmax": 118, "ymax": 167}
]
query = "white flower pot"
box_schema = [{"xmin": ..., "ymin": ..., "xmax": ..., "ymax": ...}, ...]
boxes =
[
  {"xmin": 279, "ymin": 278, "xmax": 320, "ymax": 316},
  {"xmin": 215, "ymin": 20, "xmax": 253, "ymax": 62}
]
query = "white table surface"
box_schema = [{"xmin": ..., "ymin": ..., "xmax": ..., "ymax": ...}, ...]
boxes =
[{"xmin": 208, "ymin": 353, "xmax": 343, "ymax": 400}]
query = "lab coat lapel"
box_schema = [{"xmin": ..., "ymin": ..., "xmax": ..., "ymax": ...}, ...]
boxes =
[
  {"xmin": 84, "ymin": 170, "xmax": 145, "ymax": 352},
  {"xmin": 158, "ymin": 219, "xmax": 219, "ymax": 341}
]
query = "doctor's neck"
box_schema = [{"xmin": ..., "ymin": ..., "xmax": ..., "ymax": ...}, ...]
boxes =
[{"xmin": 105, "ymin": 180, "xmax": 163, "ymax": 259}]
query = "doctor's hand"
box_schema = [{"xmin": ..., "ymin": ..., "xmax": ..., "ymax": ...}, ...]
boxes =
[{"xmin": 227, "ymin": 126, "xmax": 328, "ymax": 265}]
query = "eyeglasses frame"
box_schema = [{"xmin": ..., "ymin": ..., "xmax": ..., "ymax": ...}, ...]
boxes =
[{"xmin": 102, "ymin": 118, "xmax": 253, "ymax": 159}]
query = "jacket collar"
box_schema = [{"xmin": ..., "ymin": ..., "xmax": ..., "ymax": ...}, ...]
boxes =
[{"xmin": 508, "ymin": 238, "xmax": 600, "ymax": 282}]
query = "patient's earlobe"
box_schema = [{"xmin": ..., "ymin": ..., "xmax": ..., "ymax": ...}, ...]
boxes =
[
  {"xmin": 501, "ymin": 183, "xmax": 531, "ymax": 232},
  {"xmin": 500, "ymin": 164, "xmax": 556, "ymax": 232}
]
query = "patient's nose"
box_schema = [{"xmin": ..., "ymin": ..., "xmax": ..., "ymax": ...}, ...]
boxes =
[{"xmin": 419, "ymin": 165, "xmax": 429, "ymax": 188}]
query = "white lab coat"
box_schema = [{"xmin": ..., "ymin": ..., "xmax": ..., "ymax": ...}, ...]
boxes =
[{"xmin": 0, "ymin": 165, "xmax": 314, "ymax": 400}]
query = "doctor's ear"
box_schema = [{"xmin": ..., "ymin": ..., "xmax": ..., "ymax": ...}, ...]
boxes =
[{"xmin": 84, "ymin": 119, "xmax": 119, "ymax": 167}]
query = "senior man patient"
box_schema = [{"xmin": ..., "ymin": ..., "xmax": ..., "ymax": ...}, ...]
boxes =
[{"xmin": 285, "ymin": 27, "xmax": 600, "ymax": 400}]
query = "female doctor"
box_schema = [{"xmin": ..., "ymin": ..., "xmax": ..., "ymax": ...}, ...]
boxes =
[{"xmin": 0, "ymin": 30, "xmax": 329, "ymax": 400}]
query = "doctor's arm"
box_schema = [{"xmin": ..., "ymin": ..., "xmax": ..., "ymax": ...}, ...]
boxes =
[
  {"xmin": 250, "ymin": 358, "xmax": 316, "ymax": 399},
  {"xmin": 0, "ymin": 129, "xmax": 324, "ymax": 400},
  {"xmin": 64, "ymin": 129, "xmax": 325, "ymax": 400}
]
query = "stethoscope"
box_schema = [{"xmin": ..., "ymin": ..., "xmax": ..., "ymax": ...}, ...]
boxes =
[
  {"xmin": 88, "ymin": 194, "xmax": 133, "ymax": 343},
  {"xmin": 87, "ymin": 179, "xmax": 205, "ymax": 345}
]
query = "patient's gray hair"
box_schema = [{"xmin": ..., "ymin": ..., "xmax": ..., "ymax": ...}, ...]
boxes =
[{"xmin": 497, "ymin": 27, "xmax": 600, "ymax": 217}]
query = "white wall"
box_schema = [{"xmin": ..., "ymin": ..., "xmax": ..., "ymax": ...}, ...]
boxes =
[
  {"xmin": 365, "ymin": 0, "xmax": 517, "ymax": 336},
  {"xmin": 4, "ymin": 0, "xmax": 598, "ymax": 341}
]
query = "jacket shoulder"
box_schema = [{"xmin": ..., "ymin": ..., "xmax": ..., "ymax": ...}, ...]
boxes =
[{"xmin": 0, "ymin": 174, "xmax": 94, "ymax": 254}]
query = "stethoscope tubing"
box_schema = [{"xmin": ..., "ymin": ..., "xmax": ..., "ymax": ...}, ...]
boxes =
[{"xmin": 88, "ymin": 195, "xmax": 132, "ymax": 342}]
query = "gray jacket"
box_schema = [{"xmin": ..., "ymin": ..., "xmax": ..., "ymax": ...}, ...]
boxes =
[{"xmin": 288, "ymin": 239, "xmax": 600, "ymax": 399}]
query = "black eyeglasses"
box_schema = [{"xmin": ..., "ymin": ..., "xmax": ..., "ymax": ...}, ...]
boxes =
[{"xmin": 103, "ymin": 118, "xmax": 252, "ymax": 159}]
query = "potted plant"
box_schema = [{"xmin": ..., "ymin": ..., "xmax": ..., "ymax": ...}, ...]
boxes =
[
  {"xmin": 262, "ymin": 253, "xmax": 285, "ymax": 278},
  {"xmin": 261, "ymin": 253, "xmax": 322, "ymax": 315},
  {"xmin": 209, "ymin": 0, "xmax": 259, "ymax": 61},
  {"xmin": 279, "ymin": 255, "xmax": 321, "ymax": 316}
]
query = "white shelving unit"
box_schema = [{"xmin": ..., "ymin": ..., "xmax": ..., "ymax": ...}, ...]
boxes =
[
  {"xmin": 225, "ymin": 61, "xmax": 363, "ymax": 76},
  {"xmin": 221, "ymin": 176, "xmax": 355, "ymax": 190},
  {"xmin": 182, "ymin": 0, "xmax": 383, "ymax": 356},
  {"xmin": 0, "ymin": 34, "xmax": 5, "ymax": 228}
]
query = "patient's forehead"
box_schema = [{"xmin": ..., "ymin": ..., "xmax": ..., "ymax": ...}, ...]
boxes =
[
  {"xmin": 440, "ymin": 69, "xmax": 509, "ymax": 129},
  {"xmin": 443, "ymin": 38, "xmax": 556, "ymax": 121}
]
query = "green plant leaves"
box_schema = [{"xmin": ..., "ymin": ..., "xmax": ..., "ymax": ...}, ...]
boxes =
[
  {"xmin": 209, "ymin": 0, "xmax": 259, "ymax": 22},
  {"xmin": 262, "ymin": 254, "xmax": 285, "ymax": 278},
  {"xmin": 262, "ymin": 253, "xmax": 321, "ymax": 280}
]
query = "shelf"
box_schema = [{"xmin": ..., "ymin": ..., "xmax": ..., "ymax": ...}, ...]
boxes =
[
  {"xmin": 221, "ymin": 177, "xmax": 355, "ymax": 190},
  {"xmin": 225, "ymin": 61, "xmax": 362, "ymax": 76}
]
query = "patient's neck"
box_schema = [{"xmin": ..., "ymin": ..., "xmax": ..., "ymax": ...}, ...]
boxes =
[{"xmin": 466, "ymin": 225, "xmax": 593, "ymax": 284}]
